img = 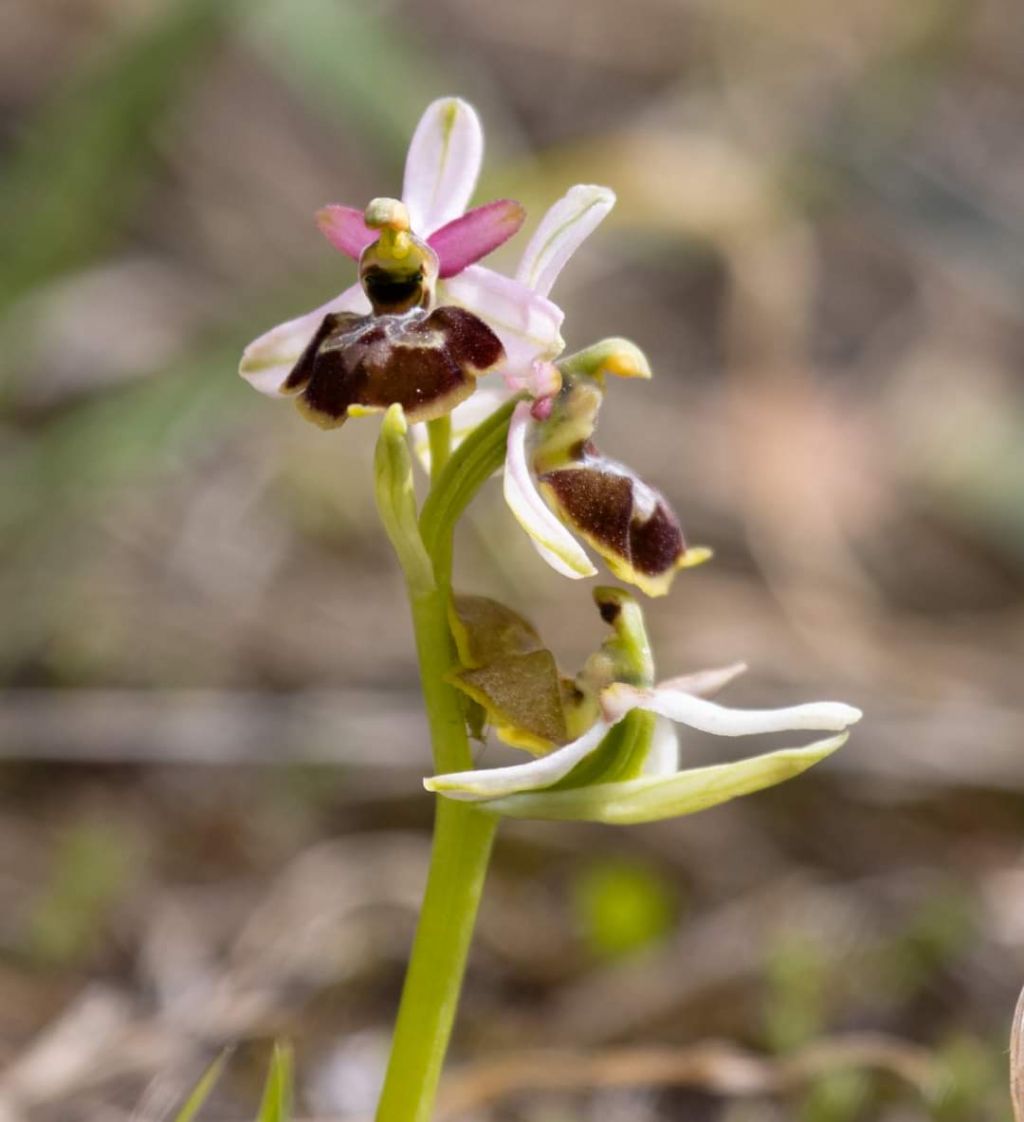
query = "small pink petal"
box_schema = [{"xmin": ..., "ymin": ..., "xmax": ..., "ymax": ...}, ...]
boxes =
[
  {"xmin": 429, "ymin": 200, "xmax": 526, "ymax": 278},
  {"xmin": 403, "ymin": 97, "xmax": 483, "ymax": 234},
  {"xmin": 316, "ymin": 205, "xmax": 377, "ymax": 260}
]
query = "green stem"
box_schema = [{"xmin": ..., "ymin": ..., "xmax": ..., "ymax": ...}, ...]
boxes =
[
  {"xmin": 375, "ymin": 584, "xmax": 496, "ymax": 1121},
  {"xmin": 373, "ymin": 404, "xmax": 515, "ymax": 1121},
  {"xmin": 374, "ymin": 798, "xmax": 495, "ymax": 1122},
  {"xmin": 408, "ymin": 585, "xmax": 472, "ymax": 774},
  {"xmin": 427, "ymin": 414, "xmax": 452, "ymax": 483}
]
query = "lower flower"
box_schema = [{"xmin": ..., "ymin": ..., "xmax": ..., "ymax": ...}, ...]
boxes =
[{"xmin": 427, "ymin": 588, "xmax": 862, "ymax": 824}]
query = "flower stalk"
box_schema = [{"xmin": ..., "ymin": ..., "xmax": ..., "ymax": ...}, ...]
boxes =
[{"xmin": 374, "ymin": 799, "xmax": 495, "ymax": 1122}]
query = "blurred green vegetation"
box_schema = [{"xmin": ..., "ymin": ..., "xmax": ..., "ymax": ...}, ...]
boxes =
[
  {"xmin": 24, "ymin": 817, "xmax": 136, "ymax": 967},
  {"xmin": 572, "ymin": 857, "xmax": 679, "ymax": 960}
]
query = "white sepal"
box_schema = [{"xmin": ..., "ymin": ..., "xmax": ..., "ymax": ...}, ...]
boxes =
[
  {"xmin": 602, "ymin": 683, "xmax": 862, "ymax": 737},
  {"xmin": 503, "ymin": 402, "xmax": 596, "ymax": 579},
  {"xmin": 402, "ymin": 97, "xmax": 483, "ymax": 235},
  {"xmin": 425, "ymin": 720, "xmax": 612, "ymax": 801},
  {"xmin": 515, "ymin": 184, "xmax": 616, "ymax": 298},
  {"xmin": 239, "ymin": 283, "xmax": 369, "ymax": 396}
]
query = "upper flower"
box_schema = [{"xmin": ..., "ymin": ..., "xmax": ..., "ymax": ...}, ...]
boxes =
[
  {"xmin": 239, "ymin": 97, "xmax": 564, "ymax": 406},
  {"xmin": 279, "ymin": 197, "xmax": 505, "ymax": 428}
]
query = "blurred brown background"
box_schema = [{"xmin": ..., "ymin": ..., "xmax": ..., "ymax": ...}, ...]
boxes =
[{"xmin": 1, "ymin": 0, "xmax": 1023, "ymax": 1118}]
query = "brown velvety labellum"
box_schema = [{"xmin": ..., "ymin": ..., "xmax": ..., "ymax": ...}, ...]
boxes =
[
  {"xmin": 541, "ymin": 461, "xmax": 685, "ymax": 580},
  {"xmin": 284, "ymin": 305, "xmax": 504, "ymax": 429}
]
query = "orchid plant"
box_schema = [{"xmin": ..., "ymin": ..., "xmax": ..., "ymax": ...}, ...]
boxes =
[{"xmin": 240, "ymin": 97, "xmax": 862, "ymax": 1122}]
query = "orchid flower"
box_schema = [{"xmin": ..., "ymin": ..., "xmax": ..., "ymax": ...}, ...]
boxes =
[
  {"xmin": 239, "ymin": 97, "xmax": 564, "ymax": 412},
  {"xmin": 427, "ymin": 587, "xmax": 861, "ymax": 823},
  {"xmin": 503, "ymin": 341, "xmax": 713, "ymax": 596}
]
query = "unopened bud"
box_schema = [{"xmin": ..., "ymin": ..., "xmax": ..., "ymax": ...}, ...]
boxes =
[{"xmin": 559, "ymin": 338, "xmax": 652, "ymax": 383}]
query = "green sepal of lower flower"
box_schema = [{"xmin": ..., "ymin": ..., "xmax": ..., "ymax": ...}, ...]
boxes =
[
  {"xmin": 481, "ymin": 735, "xmax": 847, "ymax": 824},
  {"xmin": 374, "ymin": 405, "xmax": 434, "ymax": 596}
]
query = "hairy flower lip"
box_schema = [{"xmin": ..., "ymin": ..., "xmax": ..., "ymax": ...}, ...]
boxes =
[
  {"xmin": 505, "ymin": 369, "xmax": 705, "ymax": 596},
  {"xmin": 284, "ymin": 305, "xmax": 505, "ymax": 429}
]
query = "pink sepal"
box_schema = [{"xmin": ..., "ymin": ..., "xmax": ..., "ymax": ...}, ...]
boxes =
[
  {"xmin": 429, "ymin": 200, "xmax": 526, "ymax": 278},
  {"xmin": 316, "ymin": 205, "xmax": 377, "ymax": 260}
]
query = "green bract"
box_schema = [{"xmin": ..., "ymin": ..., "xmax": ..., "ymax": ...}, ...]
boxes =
[
  {"xmin": 374, "ymin": 405, "xmax": 433, "ymax": 596},
  {"xmin": 481, "ymin": 737, "xmax": 847, "ymax": 824}
]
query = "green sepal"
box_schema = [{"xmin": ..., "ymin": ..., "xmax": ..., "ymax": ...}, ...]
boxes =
[
  {"xmin": 480, "ymin": 734, "xmax": 847, "ymax": 824},
  {"xmin": 544, "ymin": 708, "xmax": 655, "ymax": 790}
]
